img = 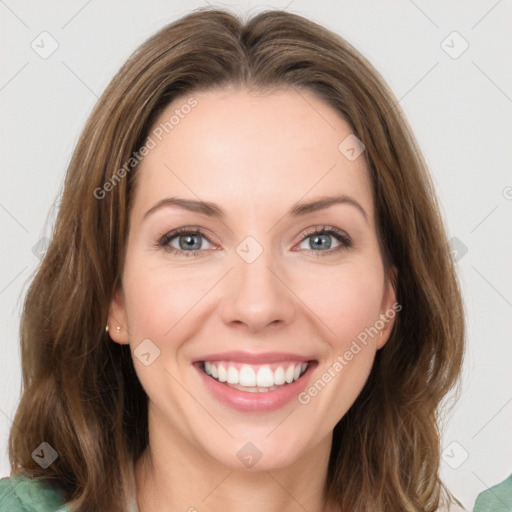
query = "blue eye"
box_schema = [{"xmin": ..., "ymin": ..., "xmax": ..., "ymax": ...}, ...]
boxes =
[
  {"xmin": 171, "ymin": 232, "xmax": 210, "ymax": 251},
  {"xmin": 158, "ymin": 228, "xmax": 213, "ymax": 257},
  {"xmin": 300, "ymin": 232, "xmax": 339, "ymax": 251},
  {"xmin": 297, "ymin": 227, "xmax": 352, "ymax": 254}
]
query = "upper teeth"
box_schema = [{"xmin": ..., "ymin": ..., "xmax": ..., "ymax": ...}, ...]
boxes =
[{"xmin": 204, "ymin": 361, "xmax": 308, "ymax": 387}]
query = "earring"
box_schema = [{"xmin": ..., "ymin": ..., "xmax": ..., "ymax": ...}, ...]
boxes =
[
  {"xmin": 105, "ymin": 325, "xmax": 109, "ymax": 333},
  {"xmin": 116, "ymin": 326, "xmax": 121, "ymax": 333}
]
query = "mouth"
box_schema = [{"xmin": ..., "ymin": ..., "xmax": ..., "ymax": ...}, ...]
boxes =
[{"xmin": 192, "ymin": 354, "xmax": 318, "ymax": 412}]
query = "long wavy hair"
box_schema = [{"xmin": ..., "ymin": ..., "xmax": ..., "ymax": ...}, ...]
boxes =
[{"xmin": 8, "ymin": 7, "xmax": 465, "ymax": 512}]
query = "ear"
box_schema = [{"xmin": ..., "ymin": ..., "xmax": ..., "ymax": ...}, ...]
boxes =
[
  {"xmin": 376, "ymin": 265, "xmax": 398, "ymax": 350},
  {"xmin": 107, "ymin": 286, "xmax": 130, "ymax": 345}
]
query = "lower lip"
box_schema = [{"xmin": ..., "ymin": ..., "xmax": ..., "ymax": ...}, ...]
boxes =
[{"xmin": 193, "ymin": 362, "xmax": 317, "ymax": 413}]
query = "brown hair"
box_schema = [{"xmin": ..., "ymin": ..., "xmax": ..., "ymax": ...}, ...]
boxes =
[{"xmin": 9, "ymin": 7, "xmax": 465, "ymax": 512}]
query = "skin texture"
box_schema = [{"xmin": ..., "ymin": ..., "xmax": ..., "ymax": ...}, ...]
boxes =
[{"xmin": 108, "ymin": 86, "xmax": 397, "ymax": 512}]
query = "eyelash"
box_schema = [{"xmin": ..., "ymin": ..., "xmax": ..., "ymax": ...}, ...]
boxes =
[{"xmin": 156, "ymin": 225, "xmax": 352, "ymax": 258}]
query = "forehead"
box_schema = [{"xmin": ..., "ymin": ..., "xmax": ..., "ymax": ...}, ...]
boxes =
[{"xmin": 133, "ymin": 87, "xmax": 373, "ymax": 221}]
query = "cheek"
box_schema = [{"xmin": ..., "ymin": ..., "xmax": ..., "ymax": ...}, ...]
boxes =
[
  {"xmin": 296, "ymin": 264, "xmax": 384, "ymax": 417},
  {"xmin": 122, "ymin": 256, "xmax": 218, "ymax": 341},
  {"xmin": 297, "ymin": 261, "xmax": 384, "ymax": 413},
  {"xmin": 121, "ymin": 258, "xmax": 207, "ymax": 412},
  {"xmin": 298, "ymin": 260, "xmax": 385, "ymax": 347}
]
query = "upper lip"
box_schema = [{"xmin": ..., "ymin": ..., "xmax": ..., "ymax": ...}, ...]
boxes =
[{"xmin": 192, "ymin": 351, "xmax": 316, "ymax": 365}]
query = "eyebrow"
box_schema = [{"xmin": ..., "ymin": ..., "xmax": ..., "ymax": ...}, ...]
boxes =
[{"xmin": 143, "ymin": 194, "xmax": 368, "ymax": 223}]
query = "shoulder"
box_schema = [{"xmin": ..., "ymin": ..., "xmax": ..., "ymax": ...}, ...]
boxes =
[
  {"xmin": 474, "ymin": 473, "xmax": 512, "ymax": 511},
  {"xmin": 0, "ymin": 474, "xmax": 68, "ymax": 512}
]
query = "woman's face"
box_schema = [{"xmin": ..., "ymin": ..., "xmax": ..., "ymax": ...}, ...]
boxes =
[{"xmin": 109, "ymin": 86, "xmax": 396, "ymax": 470}]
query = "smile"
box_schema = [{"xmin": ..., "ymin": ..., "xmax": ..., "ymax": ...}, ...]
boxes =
[{"xmin": 193, "ymin": 355, "xmax": 318, "ymax": 413}]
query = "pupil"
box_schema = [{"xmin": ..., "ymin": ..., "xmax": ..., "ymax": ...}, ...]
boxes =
[
  {"xmin": 180, "ymin": 234, "xmax": 201, "ymax": 250},
  {"xmin": 311, "ymin": 234, "xmax": 331, "ymax": 250}
]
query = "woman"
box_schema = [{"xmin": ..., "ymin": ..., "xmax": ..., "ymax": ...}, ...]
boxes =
[{"xmin": 0, "ymin": 7, "xmax": 466, "ymax": 512}]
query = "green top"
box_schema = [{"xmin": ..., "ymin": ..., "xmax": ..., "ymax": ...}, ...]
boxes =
[
  {"xmin": 473, "ymin": 473, "xmax": 512, "ymax": 512},
  {"xmin": 0, "ymin": 474, "xmax": 68, "ymax": 512},
  {"xmin": 1, "ymin": 471, "xmax": 511, "ymax": 511},
  {"xmin": 0, "ymin": 474, "xmax": 139, "ymax": 512}
]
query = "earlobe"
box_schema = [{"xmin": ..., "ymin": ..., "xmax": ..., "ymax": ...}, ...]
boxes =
[
  {"xmin": 106, "ymin": 287, "xmax": 130, "ymax": 345},
  {"xmin": 376, "ymin": 329, "xmax": 386, "ymax": 350}
]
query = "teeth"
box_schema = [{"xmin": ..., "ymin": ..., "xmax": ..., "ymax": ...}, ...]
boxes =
[
  {"xmin": 227, "ymin": 366, "xmax": 239, "ymax": 384},
  {"xmin": 239, "ymin": 366, "xmax": 256, "ymax": 387},
  {"xmin": 226, "ymin": 383, "xmax": 282, "ymax": 393},
  {"xmin": 217, "ymin": 364, "xmax": 227, "ymax": 382},
  {"xmin": 202, "ymin": 361, "xmax": 309, "ymax": 389},
  {"xmin": 256, "ymin": 366, "xmax": 274, "ymax": 387},
  {"xmin": 274, "ymin": 366, "xmax": 285, "ymax": 385}
]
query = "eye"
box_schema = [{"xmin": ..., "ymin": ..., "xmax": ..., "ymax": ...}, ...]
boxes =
[
  {"xmin": 157, "ymin": 225, "xmax": 352, "ymax": 258},
  {"xmin": 296, "ymin": 226, "xmax": 352, "ymax": 255},
  {"xmin": 157, "ymin": 227, "xmax": 214, "ymax": 257}
]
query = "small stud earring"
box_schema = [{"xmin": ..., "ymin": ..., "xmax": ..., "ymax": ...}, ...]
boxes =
[
  {"xmin": 105, "ymin": 325, "xmax": 109, "ymax": 333},
  {"xmin": 116, "ymin": 326, "xmax": 121, "ymax": 333}
]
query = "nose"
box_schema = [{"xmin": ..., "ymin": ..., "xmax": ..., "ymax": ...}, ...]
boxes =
[{"xmin": 219, "ymin": 250, "xmax": 296, "ymax": 333}]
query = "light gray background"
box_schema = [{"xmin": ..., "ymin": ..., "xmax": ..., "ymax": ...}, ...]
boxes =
[{"xmin": 1, "ymin": 1, "xmax": 511, "ymax": 509}]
